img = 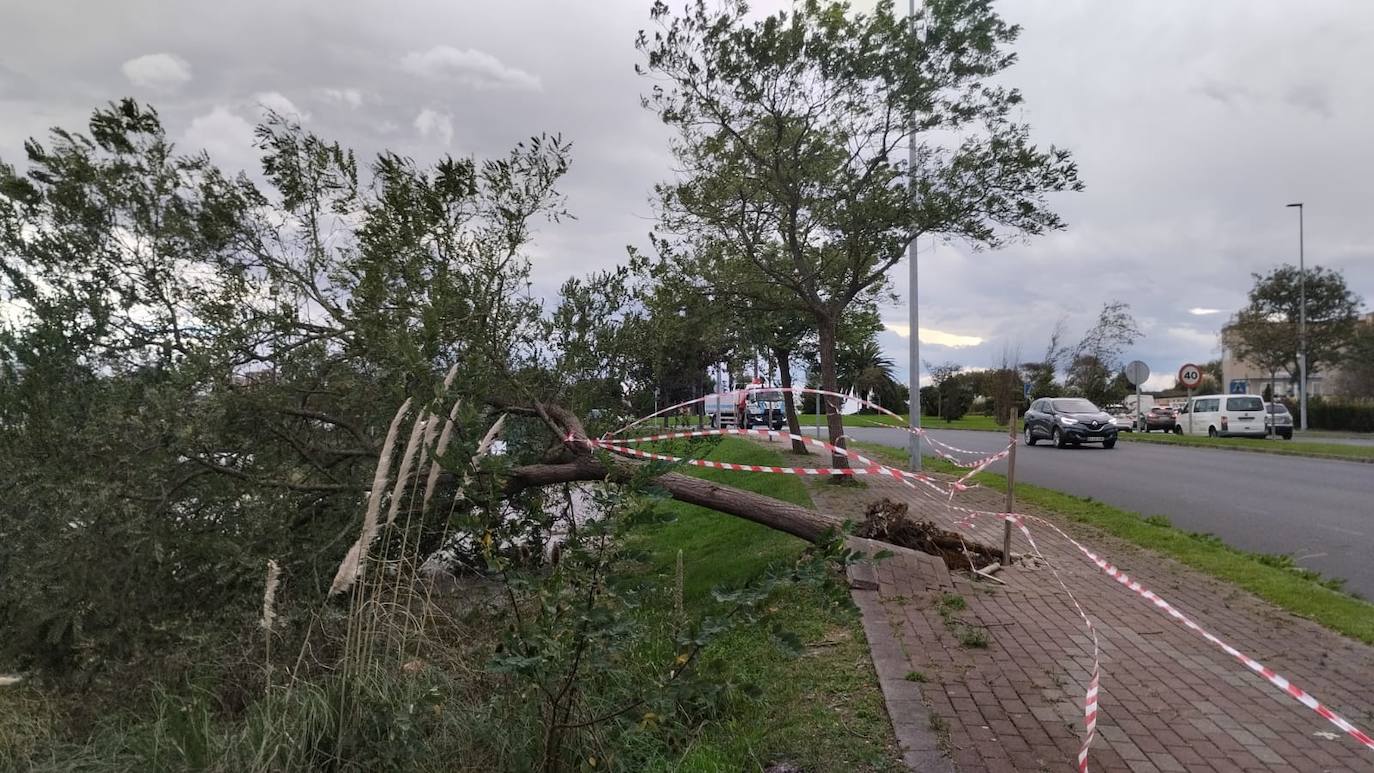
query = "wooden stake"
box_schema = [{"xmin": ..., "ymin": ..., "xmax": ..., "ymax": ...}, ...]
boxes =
[{"xmin": 1002, "ymin": 409, "xmax": 1018, "ymax": 567}]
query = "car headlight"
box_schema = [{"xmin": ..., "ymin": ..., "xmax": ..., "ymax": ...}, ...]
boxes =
[{"xmin": 1060, "ymin": 416, "xmax": 1078, "ymax": 425}]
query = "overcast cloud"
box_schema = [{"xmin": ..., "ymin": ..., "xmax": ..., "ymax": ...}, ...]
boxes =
[{"xmin": 2, "ymin": 0, "xmax": 1371, "ymax": 391}]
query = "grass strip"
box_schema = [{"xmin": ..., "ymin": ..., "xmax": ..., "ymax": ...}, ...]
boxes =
[
  {"xmin": 1119, "ymin": 430, "xmax": 1374, "ymax": 462},
  {"xmin": 850, "ymin": 440, "xmax": 1374, "ymax": 646},
  {"xmin": 627, "ymin": 437, "xmax": 900, "ymax": 771}
]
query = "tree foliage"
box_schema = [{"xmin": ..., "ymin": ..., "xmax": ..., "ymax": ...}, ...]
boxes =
[
  {"xmin": 1228, "ymin": 264, "xmax": 1363, "ymax": 385},
  {"xmin": 1333, "ymin": 322, "xmax": 1374, "ymax": 398},
  {"xmin": 0, "ymin": 100, "xmax": 573, "ymax": 676},
  {"xmin": 639, "ymin": 0, "xmax": 1080, "ymax": 465}
]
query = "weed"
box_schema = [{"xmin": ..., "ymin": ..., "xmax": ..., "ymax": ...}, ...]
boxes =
[
  {"xmin": 937, "ymin": 593, "xmax": 966, "ymax": 612},
  {"xmin": 928, "ymin": 712, "xmax": 948, "ymax": 733},
  {"xmin": 957, "ymin": 626, "xmax": 989, "ymax": 649},
  {"xmin": 904, "ymin": 670, "xmax": 928, "ymax": 683},
  {"xmin": 1256, "ymin": 553, "xmax": 1296, "ymax": 570},
  {"xmin": 1143, "ymin": 515, "xmax": 1171, "ymax": 527}
]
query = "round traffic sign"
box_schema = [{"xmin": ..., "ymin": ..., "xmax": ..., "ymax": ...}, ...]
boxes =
[
  {"xmin": 1178, "ymin": 363, "xmax": 1203, "ymax": 390},
  {"xmin": 1124, "ymin": 360, "xmax": 1150, "ymax": 387}
]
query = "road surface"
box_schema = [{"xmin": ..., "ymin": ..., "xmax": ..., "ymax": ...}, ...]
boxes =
[{"xmin": 808, "ymin": 426, "xmax": 1374, "ymax": 599}]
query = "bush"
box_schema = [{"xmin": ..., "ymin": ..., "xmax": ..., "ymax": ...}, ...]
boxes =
[{"xmin": 1289, "ymin": 397, "xmax": 1374, "ymax": 433}]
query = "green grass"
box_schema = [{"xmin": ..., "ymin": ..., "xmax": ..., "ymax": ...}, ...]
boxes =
[
  {"xmin": 1120, "ymin": 430, "xmax": 1374, "ymax": 462},
  {"xmin": 626, "ymin": 438, "xmax": 901, "ymax": 771},
  {"xmin": 799, "ymin": 413, "xmax": 1006, "ymax": 431},
  {"xmin": 3, "ymin": 438, "xmax": 900, "ymax": 772},
  {"xmin": 851, "ymin": 440, "xmax": 1374, "ymax": 646}
]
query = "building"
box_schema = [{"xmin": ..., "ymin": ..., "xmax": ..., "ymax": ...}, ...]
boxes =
[{"xmin": 1220, "ymin": 312, "xmax": 1373, "ymax": 397}]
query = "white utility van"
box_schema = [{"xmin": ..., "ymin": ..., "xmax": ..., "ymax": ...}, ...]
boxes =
[{"xmin": 1174, "ymin": 394, "xmax": 1267, "ymax": 438}]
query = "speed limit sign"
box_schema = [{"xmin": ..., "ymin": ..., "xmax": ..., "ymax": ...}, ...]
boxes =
[{"xmin": 1178, "ymin": 363, "xmax": 1203, "ymax": 390}]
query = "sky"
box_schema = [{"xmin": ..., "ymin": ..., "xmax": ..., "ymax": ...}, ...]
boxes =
[{"xmin": 2, "ymin": 0, "xmax": 1371, "ymax": 392}]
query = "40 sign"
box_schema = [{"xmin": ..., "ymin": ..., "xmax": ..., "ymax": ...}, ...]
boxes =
[{"xmin": 1178, "ymin": 363, "xmax": 1203, "ymax": 390}]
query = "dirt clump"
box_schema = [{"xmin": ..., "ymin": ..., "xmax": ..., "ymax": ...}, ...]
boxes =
[{"xmin": 856, "ymin": 497, "xmax": 1002, "ymax": 570}]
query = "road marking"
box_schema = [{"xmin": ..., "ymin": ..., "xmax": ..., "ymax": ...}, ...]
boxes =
[{"xmin": 1310, "ymin": 524, "xmax": 1365, "ymax": 537}]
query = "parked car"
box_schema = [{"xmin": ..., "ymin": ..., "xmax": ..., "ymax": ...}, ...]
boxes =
[
  {"xmin": 1024, "ymin": 397, "xmax": 1118, "ymax": 448},
  {"xmin": 1142, "ymin": 406, "xmax": 1177, "ymax": 433},
  {"xmin": 1263, "ymin": 402, "xmax": 1294, "ymax": 439},
  {"xmin": 1104, "ymin": 404, "xmax": 1135, "ymax": 432},
  {"xmin": 1173, "ymin": 394, "xmax": 1267, "ymax": 438}
]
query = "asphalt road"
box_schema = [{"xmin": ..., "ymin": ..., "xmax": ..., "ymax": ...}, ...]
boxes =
[{"xmin": 812, "ymin": 426, "xmax": 1374, "ymax": 599}]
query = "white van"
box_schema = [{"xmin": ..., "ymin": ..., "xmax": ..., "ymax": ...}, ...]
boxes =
[{"xmin": 1174, "ymin": 394, "xmax": 1267, "ymax": 438}]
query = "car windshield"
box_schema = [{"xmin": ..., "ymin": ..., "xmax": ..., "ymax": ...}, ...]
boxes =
[
  {"xmin": 1052, "ymin": 398, "xmax": 1099, "ymax": 413},
  {"xmin": 1264, "ymin": 403, "xmax": 1290, "ymax": 414},
  {"xmin": 1227, "ymin": 397, "xmax": 1263, "ymax": 412}
]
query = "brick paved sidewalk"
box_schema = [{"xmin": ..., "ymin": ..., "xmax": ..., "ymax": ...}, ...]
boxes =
[{"xmin": 816, "ymin": 476, "xmax": 1374, "ymax": 772}]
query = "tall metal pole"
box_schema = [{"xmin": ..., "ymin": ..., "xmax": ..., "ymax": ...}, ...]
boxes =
[
  {"xmin": 907, "ymin": 0, "xmax": 922, "ymax": 471},
  {"xmin": 1288, "ymin": 202, "xmax": 1308, "ymax": 431}
]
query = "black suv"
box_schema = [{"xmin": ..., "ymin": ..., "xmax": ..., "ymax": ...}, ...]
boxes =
[{"xmin": 1024, "ymin": 397, "xmax": 1118, "ymax": 449}]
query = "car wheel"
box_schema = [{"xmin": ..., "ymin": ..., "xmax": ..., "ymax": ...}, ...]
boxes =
[
  {"xmin": 1173, "ymin": 426, "xmax": 1183, "ymax": 436},
  {"xmin": 1103, "ymin": 438, "xmax": 1117, "ymax": 449},
  {"xmin": 1282, "ymin": 430, "xmax": 1293, "ymax": 440},
  {"xmin": 1024, "ymin": 425, "xmax": 1037, "ymax": 446},
  {"xmin": 1053, "ymin": 427, "xmax": 1068, "ymax": 448},
  {"xmin": 1208, "ymin": 426, "xmax": 1218, "ymax": 438}
]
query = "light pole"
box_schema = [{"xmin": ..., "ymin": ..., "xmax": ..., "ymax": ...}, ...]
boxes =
[
  {"xmin": 906, "ymin": 0, "xmax": 922, "ymax": 471},
  {"xmin": 1286, "ymin": 202, "xmax": 1307, "ymax": 431}
]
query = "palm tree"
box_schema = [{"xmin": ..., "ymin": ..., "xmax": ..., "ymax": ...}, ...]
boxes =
[{"xmin": 837, "ymin": 338, "xmax": 900, "ymax": 411}]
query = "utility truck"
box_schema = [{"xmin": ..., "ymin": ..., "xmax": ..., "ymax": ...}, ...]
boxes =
[{"xmin": 703, "ymin": 385, "xmax": 787, "ymax": 430}]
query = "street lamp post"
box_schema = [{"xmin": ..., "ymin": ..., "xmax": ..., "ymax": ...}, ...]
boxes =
[
  {"xmin": 1286, "ymin": 202, "xmax": 1307, "ymax": 432},
  {"xmin": 907, "ymin": 0, "xmax": 921, "ymax": 471}
]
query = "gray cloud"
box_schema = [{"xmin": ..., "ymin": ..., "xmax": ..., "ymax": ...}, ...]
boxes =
[
  {"xmin": 121, "ymin": 53, "xmax": 192, "ymax": 91},
  {"xmin": 400, "ymin": 45, "xmax": 541, "ymax": 91},
  {"xmin": 1, "ymin": 0, "xmax": 1370, "ymax": 390},
  {"xmin": 413, "ymin": 108, "xmax": 455, "ymax": 146},
  {"xmin": 1283, "ymin": 82, "xmax": 1332, "ymax": 118},
  {"xmin": 319, "ymin": 87, "xmax": 363, "ymax": 109}
]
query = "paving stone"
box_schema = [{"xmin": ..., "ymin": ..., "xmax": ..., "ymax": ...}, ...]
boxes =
[{"xmin": 819, "ymin": 476, "xmax": 1374, "ymax": 772}]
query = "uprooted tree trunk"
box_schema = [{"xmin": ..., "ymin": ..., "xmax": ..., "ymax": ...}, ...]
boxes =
[{"xmin": 497, "ymin": 401, "xmax": 842, "ymax": 544}]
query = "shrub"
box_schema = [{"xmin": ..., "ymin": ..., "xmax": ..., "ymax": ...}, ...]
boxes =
[{"xmin": 1298, "ymin": 397, "xmax": 1374, "ymax": 433}]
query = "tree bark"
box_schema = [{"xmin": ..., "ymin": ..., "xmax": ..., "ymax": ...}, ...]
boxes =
[
  {"xmin": 816, "ymin": 318, "xmax": 849, "ymax": 470},
  {"xmin": 773, "ymin": 346, "xmax": 809, "ymax": 455},
  {"xmin": 503, "ymin": 457, "xmax": 843, "ymax": 543}
]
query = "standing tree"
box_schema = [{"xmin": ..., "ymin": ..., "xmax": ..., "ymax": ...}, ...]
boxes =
[
  {"xmin": 1227, "ymin": 308, "xmax": 1303, "ymax": 422},
  {"xmin": 639, "ymin": 0, "xmax": 1081, "ymax": 468},
  {"xmin": 1228, "ymin": 264, "xmax": 1362, "ymax": 388},
  {"xmin": 1064, "ymin": 301, "xmax": 1140, "ymax": 404},
  {"xmin": 838, "ymin": 336, "xmax": 901, "ymax": 412},
  {"xmin": 923, "ymin": 360, "xmax": 963, "ymax": 419},
  {"xmin": 1333, "ymin": 322, "xmax": 1374, "ymax": 398},
  {"xmin": 748, "ymin": 307, "xmax": 815, "ymax": 452}
]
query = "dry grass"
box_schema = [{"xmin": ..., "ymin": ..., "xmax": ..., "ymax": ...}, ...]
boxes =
[{"xmin": 329, "ymin": 397, "xmax": 412, "ymax": 597}]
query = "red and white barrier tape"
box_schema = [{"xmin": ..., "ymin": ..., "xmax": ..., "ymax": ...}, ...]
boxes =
[
  {"xmin": 606, "ymin": 385, "xmax": 1013, "ymax": 464},
  {"xmin": 598, "ymin": 394, "xmax": 1374, "ymax": 766},
  {"xmin": 589, "ymin": 426, "xmax": 967, "ymax": 497},
  {"xmin": 1003, "ymin": 514, "xmax": 1103, "ymax": 772},
  {"xmin": 949, "ymin": 506, "xmax": 1374, "ymax": 759},
  {"xmin": 1022, "ymin": 512, "xmax": 1374, "ymax": 756},
  {"xmin": 592, "ymin": 441, "xmax": 874, "ymax": 475}
]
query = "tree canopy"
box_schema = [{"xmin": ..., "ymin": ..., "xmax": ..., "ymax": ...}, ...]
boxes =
[
  {"xmin": 1227, "ymin": 264, "xmax": 1363, "ymax": 385},
  {"xmin": 638, "ymin": 0, "xmax": 1080, "ymax": 465}
]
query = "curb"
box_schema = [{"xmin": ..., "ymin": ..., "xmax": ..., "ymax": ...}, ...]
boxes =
[{"xmin": 846, "ymin": 537, "xmax": 955, "ymax": 773}]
